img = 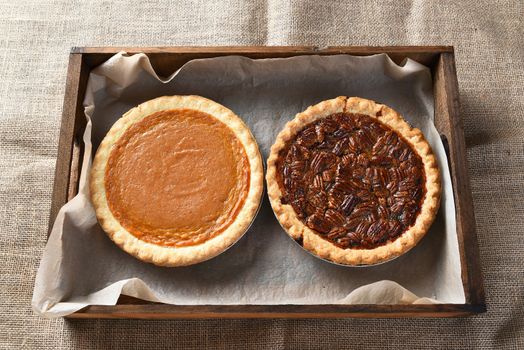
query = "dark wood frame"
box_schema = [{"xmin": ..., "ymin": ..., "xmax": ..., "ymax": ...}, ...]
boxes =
[{"xmin": 49, "ymin": 46, "xmax": 485, "ymax": 319}]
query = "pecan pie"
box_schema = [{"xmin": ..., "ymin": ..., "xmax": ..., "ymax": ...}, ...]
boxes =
[
  {"xmin": 90, "ymin": 96, "xmax": 263, "ymax": 267},
  {"xmin": 266, "ymin": 97, "xmax": 441, "ymax": 265}
]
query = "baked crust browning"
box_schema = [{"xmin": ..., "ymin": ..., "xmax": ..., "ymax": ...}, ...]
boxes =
[
  {"xmin": 266, "ymin": 97, "xmax": 441, "ymax": 265},
  {"xmin": 90, "ymin": 95, "xmax": 264, "ymax": 267}
]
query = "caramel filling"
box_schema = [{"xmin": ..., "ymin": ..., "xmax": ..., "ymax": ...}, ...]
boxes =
[
  {"xmin": 276, "ymin": 112, "xmax": 426, "ymax": 249},
  {"xmin": 105, "ymin": 109, "xmax": 250, "ymax": 247}
]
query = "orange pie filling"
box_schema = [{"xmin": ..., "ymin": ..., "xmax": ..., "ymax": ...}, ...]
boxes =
[
  {"xmin": 276, "ymin": 112, "xmax": 426, "ymax": 250},
  {"xmin": 105, "ymin": 109, "xmax": 250, "ymax": 247}
]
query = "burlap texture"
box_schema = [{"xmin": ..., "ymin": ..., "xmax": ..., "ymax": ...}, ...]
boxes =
[{"xmin": 0, "ymin": 0, "xmax": 522, "ymax": 348}]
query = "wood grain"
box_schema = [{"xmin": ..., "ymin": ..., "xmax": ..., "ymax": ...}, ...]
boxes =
[
  {"xmin": 48, "ymin": 53, "xmax": 88, "ymax": 234},
  {"xmin": 49, "ymin": 46, "xmax": 485, "ymax": 318},
  {"xmin": 72, "ymin": 45, "xmax": 454, "ymax": 54},
  {"xmin": 67, "ymin": 303, "xmax": 485, "ymax": 319},
  {"xmin": 433, "ymin": 53, "xmax": 486, "ymax": 307}
]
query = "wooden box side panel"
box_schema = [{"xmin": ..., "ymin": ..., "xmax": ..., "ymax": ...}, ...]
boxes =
[
  {"xmin": 66, "ymin": 303, "xmax": 482, "ymax": 319},
  {"xmin": 77, "ymin": 46, "xmax": 450, "ymax": 78},
  {"xmin": 433, "ymin": 53, "xmax": 485, "ymax": 308},
  {"xmin": 48, "ymin": 54, "xmax": 89, "ymax": 234}
]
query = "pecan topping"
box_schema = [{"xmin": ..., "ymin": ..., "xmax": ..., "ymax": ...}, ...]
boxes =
[{"xmin": 276, "ymin": 112, "xmax": 426, "ymax": 249}]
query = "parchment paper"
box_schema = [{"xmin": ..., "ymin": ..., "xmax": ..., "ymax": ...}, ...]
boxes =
[{"xmin": 33, "ymin": 53, "xmax": 465, "ymax": 317}]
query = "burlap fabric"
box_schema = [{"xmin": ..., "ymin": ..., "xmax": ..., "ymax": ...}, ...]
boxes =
[{"xmin": 1, "ymin": 1, "xmax": 522, "ymax": 348}]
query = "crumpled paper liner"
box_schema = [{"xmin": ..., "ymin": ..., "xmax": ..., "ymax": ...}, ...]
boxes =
[{"xmin": 33, "ymin": 52, "xmax": 465, "ymax": 317}]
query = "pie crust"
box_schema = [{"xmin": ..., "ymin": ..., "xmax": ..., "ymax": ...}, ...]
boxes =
[
  {"xmin": 266, "ymin": 97, "xmax": 441, "ymax": 265},
  {"xmin": 90, "ymin": 95, "xmax": 263, "ymax": 267}
]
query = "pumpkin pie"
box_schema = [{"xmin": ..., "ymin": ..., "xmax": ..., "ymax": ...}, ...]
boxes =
[
  {"xmin": 266, "ymin": 97, "xmax": 441, "ymax": 265},
  {"xmin": 90, "ymin": 95, "xmax": 263, "ymax": 267}
]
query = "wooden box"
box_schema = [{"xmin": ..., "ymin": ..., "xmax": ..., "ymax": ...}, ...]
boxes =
[{"xmin": 50, "ymin": 46, "xmax": 485, "ymax": 318}]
